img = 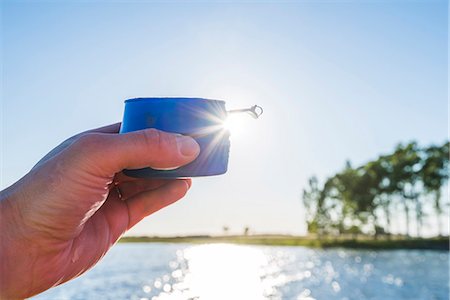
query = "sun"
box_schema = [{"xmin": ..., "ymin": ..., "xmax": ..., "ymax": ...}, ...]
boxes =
[
  {"xmin": 222, "ymin": 118, "xmax": 234, "ymax": 131},
  {"xmin": 221, "ymin": 105, "xmax": 263, "ymax": 137},
  {"xmin": 222, "ymin": 115, "xmax": 246, "ymax": 135}
]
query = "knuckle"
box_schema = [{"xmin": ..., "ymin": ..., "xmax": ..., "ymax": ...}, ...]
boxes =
[
  {"xmin": 160, "ymin": 133, "xmax": 178, "ymax": 150},
  {"xmin": 141, "ymin": 128, "xmax": 161, "ymax": 149},
  {"xmin": 142, "ymin": 129, "xmax": 177, "ymax": 152},
  {"xmin": 168, "ymin": 181, "xmax": 188, "ymax": 199},
  {"xmin": 74, "ymin": 133, "xmax": 97, "ymax": 147}
]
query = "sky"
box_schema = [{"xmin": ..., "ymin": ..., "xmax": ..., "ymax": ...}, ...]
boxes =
[{"xmin": 1, "ymin": 0, "xmax": 448, "ymax": 236}]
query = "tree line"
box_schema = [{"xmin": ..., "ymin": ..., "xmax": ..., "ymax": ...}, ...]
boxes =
[{"xmin": 302, "ymin": 141, "xmax": 449, "ymax": 238}]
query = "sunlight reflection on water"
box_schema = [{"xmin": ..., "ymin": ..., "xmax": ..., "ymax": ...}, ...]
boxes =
[
  {"xmin": 33, "ymin": 243, "xmax": 449, "ymax": 300},
  {"xmin": 155, "ymin": 244, "xmax": 269, "ymax": 300},
  {"xmin": 148, "ymin": 244, "xmax": 449, "ymax": 300}
]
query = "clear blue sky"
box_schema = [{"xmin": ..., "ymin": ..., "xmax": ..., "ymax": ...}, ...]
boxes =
[{"xmin": 1, "ymin": 0, "xmax": 448, "ymax": 236}]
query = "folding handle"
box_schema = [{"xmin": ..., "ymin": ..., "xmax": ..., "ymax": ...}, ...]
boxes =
[{"xmin": 227, "ymin": 105, "xmax": 263, "ymax": 119}]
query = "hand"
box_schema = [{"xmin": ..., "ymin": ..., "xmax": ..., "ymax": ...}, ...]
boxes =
[{"xmin": 0, "ymin": 123, "xmax": 200, "ymax": 299}]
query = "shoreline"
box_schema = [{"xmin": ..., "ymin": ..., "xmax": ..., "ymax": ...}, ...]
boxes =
[{"xmin": 118, "ymin": 235, "xmax": 449, "ymax": 250}]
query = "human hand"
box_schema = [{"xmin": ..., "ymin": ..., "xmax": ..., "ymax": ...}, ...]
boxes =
[{"xmin": 0, "ymin": 123, "xmax": 200, "ymax": 299}]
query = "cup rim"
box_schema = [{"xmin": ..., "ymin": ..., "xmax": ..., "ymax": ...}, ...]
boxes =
[{"xmin": 124, "ymin": 97, "xmax": 226, "ymax": 104}]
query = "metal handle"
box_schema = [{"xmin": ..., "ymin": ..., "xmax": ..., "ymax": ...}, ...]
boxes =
[{"xmin": 227, "ymin": 105, "xmax": 263, "ymax": 119}]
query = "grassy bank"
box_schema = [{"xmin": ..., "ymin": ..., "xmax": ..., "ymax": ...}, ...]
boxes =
[{"xmin": 118, "ymin": 235, "xmax": 449, "ymax": 250}]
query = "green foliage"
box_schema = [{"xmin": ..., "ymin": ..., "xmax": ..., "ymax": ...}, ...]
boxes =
[
  {"xmin": 119, "ymin": 235, "xmax": 450, "ymax": 250},
  {"xmin": 302, "ymin": 141, "xmax": 449, "ymax": 238}
]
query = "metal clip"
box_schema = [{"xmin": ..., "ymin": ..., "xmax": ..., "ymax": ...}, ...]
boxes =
[{"xmin": 227, "ymin": 105, "xmax": 263, "ymax": 119}]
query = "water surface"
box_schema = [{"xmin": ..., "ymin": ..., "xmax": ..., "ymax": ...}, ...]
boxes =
[{"xmin": 34, "ymin": 243, "xmax": 449, "ymax": 300}]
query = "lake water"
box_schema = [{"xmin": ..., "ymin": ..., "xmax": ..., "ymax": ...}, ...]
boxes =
[{"xmin": 34, "ymin": 243, "xmax": 449, "ymax": 300}]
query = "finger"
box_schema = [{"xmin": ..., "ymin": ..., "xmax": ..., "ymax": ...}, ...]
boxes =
[
  {"xmin": 125, "ymin": 179, "xmax": 191, "ymax": 228},
  {"xmin": 65, "ymin": 123, "xmax": 122, "ymax": 146},
  {"xmin": 68, "ymin": 129, "xmax": 200, "ymax": 176},
  {"xmin": 116, "ymin": 179, "xmax": 171, "ymax": 200},
  {"xmin": 33, "ymin": 123, "xmax": 122, "ymax": 169}
]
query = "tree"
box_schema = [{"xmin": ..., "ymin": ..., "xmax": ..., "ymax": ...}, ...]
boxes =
[
  {"xmin": 388, "ymin": 142, "xmax": 421, "ymax": 237},
  {"xmin": 243, "ymin": 226, "xmax": 250, "ymax": 236},
  {"xmin": 302, "ymin": 176, "xmax": 321, "ymax": 236},
  {"xmin": 421, "ymin": 142, "xmax": 449, "ymax": 236},
  {"xmin": 302, "ymin": 141, "xmax": 449, "ymax": 239},
  {"xmin": 302, "ymin": 176, "xmax": 338, "ymax": 237},
  {"xmin": 332, "ymin": 162, "xmax": 378, "ymax": 236},
  {"xmin": 222, "ymin": 226, "xmax": 229, "ymax": 235},
  {"xmin": 367, "ymin": 155, "xmax": 395, "ymax": 237}
]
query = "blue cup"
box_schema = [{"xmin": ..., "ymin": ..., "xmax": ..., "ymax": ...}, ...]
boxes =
[{"xmin": 120, "ymin": 98, "xmax": 230, "ymax": 178}]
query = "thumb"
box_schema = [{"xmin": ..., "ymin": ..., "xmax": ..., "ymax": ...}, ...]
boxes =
[{"xmin": 69, "ymin": 128, "xmax": 200, "ymax": 176}]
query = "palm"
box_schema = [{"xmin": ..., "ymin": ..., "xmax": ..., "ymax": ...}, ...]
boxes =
[
  {"xmin": 55, "ymin": 174, "xmax": 150, "ymax": 282},
  {"xmin": 66, "ymin": 173, "xmax": 169, "ymax": 262},
  {"xmin": 24, "ymin": 165, "xmax": 172, "ymax": 290}
]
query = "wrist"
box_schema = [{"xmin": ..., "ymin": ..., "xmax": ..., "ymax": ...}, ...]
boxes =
[
  {"xmin": 0, "ymin": 187, "xmax": 19, "ymax": 298},
  {"xmin": 0, "ymin": 185, "xmax": 36, "ymax": 299}
]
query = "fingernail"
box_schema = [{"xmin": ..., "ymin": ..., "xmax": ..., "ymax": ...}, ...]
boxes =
[
  {"xmin": 176, "ymin": 135, "xmax": 200, "ymax": 157},
  {"xmin": 185, "ymin": 179, "xmax": 192, "ymax": 189}
]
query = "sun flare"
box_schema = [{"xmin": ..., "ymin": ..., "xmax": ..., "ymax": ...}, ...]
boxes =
[{"xmin": 222, "ymin": 115, "xmax": 246, "ymax": 135}]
